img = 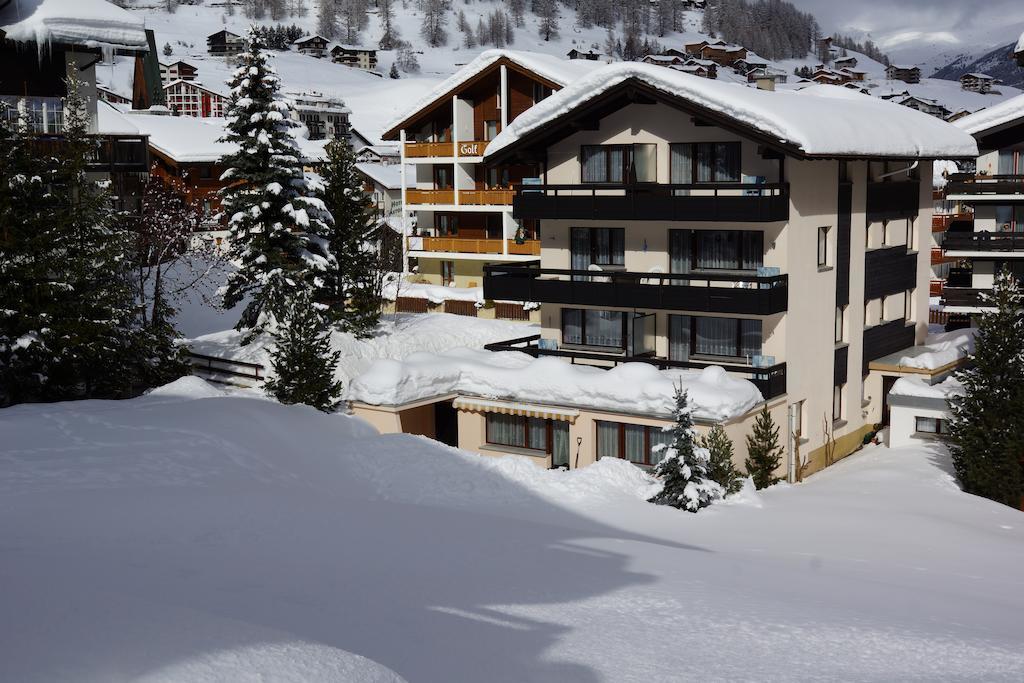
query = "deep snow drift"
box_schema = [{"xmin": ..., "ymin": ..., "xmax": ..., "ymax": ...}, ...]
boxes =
[{"xmin": 1, "ymin": 379, "xmax": 1023, "ymax": 682}]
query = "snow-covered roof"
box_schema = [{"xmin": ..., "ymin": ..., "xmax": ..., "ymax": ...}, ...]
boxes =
[
  {"xmin": 871, "ymin": 328, "xmax": 975, "ymax": 372},
  {"xmin": 0, "ymin": 0, "xmax": 148, "ymax": 51},
  {"xmin": 954, "ymin": 93, "xmax": 1024, "ymax": 136},
  {"xmin": 1016, "ymin": 30, "xmax": 1024, "ymax": 54},
  {"xmin": 346, "ymin": 348, "xmax": 763, "ymax": 422},
  {"xmin": 126, "ymin": 112, "xmax": 328, "ymax": 164},
  {"xmin": 292, "ymin": 34, "xmax": 328, "ymax": 45},
  {"xmin": 889, "ymin": 375, "xmax": 964, "ymax": 401},
  {"xmin": 162, "ymin": 78, "xmax": 227, "ymax": 97},
  {"xmin": 358, "ymin": 144, "xmax": 399, "ymax": 157},
  {"xmin": 382, "ymin": 49, "xmax": 604, "ymax": 138},
  {"xmin": 484, "ymin": 63, "xmax": 979, "ymax": 160},
  {"xmin": 96, "ymin": 100, "xmax": 141, "ymax": 135},
  {"xmin": 962, "ymin": 73, "xmax": 994, "ymax": 80},
  {"xmin": 355, "ymin": 162, "xmax": 410, "ymax": 190}
]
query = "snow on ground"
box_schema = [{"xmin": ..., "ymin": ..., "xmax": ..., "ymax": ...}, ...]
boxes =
[
  {"xmin": 347, "ymin": 348, "xmax": 763, "ymax": 422},
  {"xmin": 190, "ymin": 311, "xmax": 536, "ymax": 388},
  {"xmin": 1, "ymin": 380, "xmax": 1024, "ymax": 681}
]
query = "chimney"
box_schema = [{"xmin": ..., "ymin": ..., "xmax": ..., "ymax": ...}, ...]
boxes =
[{"xmin": 756, "ymin": 77, "xmax": 775, "ymax": 92}]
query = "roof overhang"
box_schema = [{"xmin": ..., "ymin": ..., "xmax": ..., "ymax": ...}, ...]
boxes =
[{"xmin": 381, "ymin": 56, "xmax": 564, "ymax": 141}]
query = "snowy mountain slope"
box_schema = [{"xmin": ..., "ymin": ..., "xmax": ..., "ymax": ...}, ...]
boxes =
[
  {"xmin": 109, "ymin": 1, "xmax": 1021, "ymax": 143},
  {"xmin": 1, "ymin": 380, "xmax": 1024, "ymax": 681},
  {"xmin": 932, "ymin": 42, "xmax": 1024, "ymax": 90}
]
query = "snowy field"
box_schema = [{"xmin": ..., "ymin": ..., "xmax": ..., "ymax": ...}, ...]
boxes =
[{"xmin": 1, "ymin": 378, "xmax": 1023, "ymax": 681}]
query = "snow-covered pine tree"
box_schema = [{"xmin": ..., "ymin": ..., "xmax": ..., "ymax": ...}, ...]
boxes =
[
  {"xmin": 702, "ymin": 423, "xmax": 743, "ymax": 495},
  {"xmin": 948, "ymin": 268, "xmax": 1024, "ymax": 508},
  {"xmin": 389, "ymin": 62, "xmax": 400, "ymax": 78},
  {"xmin": 378, "ymin": 0, "xmax": 401, "ymax": 49},
  {"xmin": 319, "ymin": 139, "xmax": 383, "ymax": 336},
  {"xmin": 648, "ymin": 385, "xmax": 724, "ymax": 511},
  {"xmin": 218, "ymin": 27, "xmax": 334, "ymax": 341},
  {"xmin": 744, "ymin": 403, "xmax": 783, "ymax": 489},
  {"xmin": 264, "ymin": 292, "xmax": 342, "ymax": 412}
]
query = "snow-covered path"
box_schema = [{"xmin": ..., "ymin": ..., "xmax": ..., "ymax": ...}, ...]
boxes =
[{"xmin": 1, "ymin": 379, "xmax": 1023, "ymax": 681}]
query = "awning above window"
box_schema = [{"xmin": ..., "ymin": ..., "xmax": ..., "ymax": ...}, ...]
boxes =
[{"xmin": 453, "ymin": 397, "xmax": 580, "ymax": 423}]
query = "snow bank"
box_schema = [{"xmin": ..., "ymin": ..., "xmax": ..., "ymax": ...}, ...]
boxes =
[
  {"xmin": 146, "ymin": 376, "xmax": 228, "ymax": 400},
  {"xmin": 890, "ymin": 375, "xmax": 964, "ymax": 401},
  {"xmin": 1, "ymin": 0, "xmax": 148, "ymax": 51},
  {"xmin": 486, "ymin": 62, "xmax": 979, "ymax": 160},
  {"xmin": 382, "ymin": 280, "xmax": 484, "ymax": 305},
  {"xmin": 347, "ymin": 348, "xmax": 763, "ymax": 422},
  {"xmin": 876, "ymin": 328, "xmax": 976, "ymax": 370},
  {"xmin": 933, "ymin": 159, "xmax": 959, "ymax": 189},
  {"xmin": 954, "ymin": 93, "xmax": 1024, "ymax": 136},
  {"xmin": 1017, "ymin": 30, "xmax": 1024, "ymax": 55}
]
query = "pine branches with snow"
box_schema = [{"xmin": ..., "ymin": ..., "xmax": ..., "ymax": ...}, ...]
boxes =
[
  {"xmin": 948, "ymin": 268, "xmax": 1024, "ymax": 508},
  {"xmin": 218, "ymin": 27, "xmax": 335, "ymax": 340},
  {"xmin": 648, "ymin": 385, "xmax": 723, "ymax": 512},
  {"xmin": 264, "ymin": 291, "xmax": 342, "ymax": 412}
]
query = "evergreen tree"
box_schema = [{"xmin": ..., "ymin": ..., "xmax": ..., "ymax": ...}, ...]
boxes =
[
  {"xmin": 264, "ymin": 292, "xmax": 342, "ymax": 412},
  {"xmin": 319, "ymin": 139, "xmax": 383, "ymax": 336},
  {"xmin": 703, "ymin": 424, "xmax": 743, "ymax": 495},
  {"xmin": 218, "ymin": 27, "xmax": 334, "ymax": 341},
  {"xmin": 744, "ymin": 403, "xmax": 783, "ymax": 489},
  {"xmin": 163, "ymin": 42, "xmax": 173, "ymax": 56},
  {"xmin": 648, "ymin": 386, "xmax": 724, "ymax": 511},
  {"xmin": 420, "ymin": 0, "xmax": 448, "ymax": 47},
  {"xmin": 378, "ymin": 0, "xmax": 402, "ymax": 49},
  {"xmin": 317, "ymin": 0, "xmax": 338, "ymax": 40},
  {"xmin": 389, "ymin": 62, "xmax": 401, "ymax": 78},
  {"xmin": 0, "ymin": 70, "xmax": 172, "ymax": 405},
  {"xmin": 948, "ymin": 268, "xmax": 1024, "ymax": 508},
  {"xmin": 537, "ymin": 0, "xmax": 559, "ymax": 41},
  {"xmin": 396, "ymin": 47, "xmax": 420, "ymax": 73}
]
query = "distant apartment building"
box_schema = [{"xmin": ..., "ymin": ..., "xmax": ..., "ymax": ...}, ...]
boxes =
[
  {"xmin": 288, "ymin": 91, "xmax": 350, "ymax": 141},
  {"xmin": 331, "ymin": 45, "xmax": 377, "ymax": 71},
  {"xmin": 293, "ymin": 35, "xmax": 329, "ymax": 58},
  {"xmin": 163, "ymin": 80, "xmax": 227, "ymax": 118},
  {"xmin": 943, "ymin": 95, "xmax": 1024, "ymax": 317},
  {"xmin": 960, "ymin": 73, "xmax": 997, "ymax": 94},
  {"xmin": 207, "ymin": 30, "xmax": 245, "ymax": 56},
  {"xmin": 159, "ymin": 60, "xmax": 198, "ymax": 84},
  {"xmin": 885, "ymin": 65, "xmax": 922, "ymax": 84}
]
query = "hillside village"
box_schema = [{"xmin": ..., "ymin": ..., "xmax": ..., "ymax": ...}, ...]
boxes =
[{"xmin": 3, "ymin": 0, "xmax": 1024, "ymax": 679}]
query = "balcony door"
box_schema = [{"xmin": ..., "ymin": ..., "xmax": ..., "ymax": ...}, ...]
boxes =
[
  {"xmin": 571, "ymin": 227, "xmax": 624, "ymax": 281},
  {"xmin": 629, "ymin": 313, "xmax": 656, "ymax": 357},
  {"xmin": 434, "ymin": 166, "xmax": 453, "ymax": 190},
  {"xmin": 670, "ymin": 229, "xmax": 763, "ymax": 273},
  {"xmin": 580, "ymin": 144, "xmax": 656, "ymax": 184},
  {"xmin": 669, "ymin": 315, "xmax": 762, "ymax": 363}
]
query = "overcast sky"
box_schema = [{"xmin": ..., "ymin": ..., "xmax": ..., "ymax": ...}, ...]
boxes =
[{"xmin": 798, "ymin": 0, "xmax": 1024, "ymax": 54}]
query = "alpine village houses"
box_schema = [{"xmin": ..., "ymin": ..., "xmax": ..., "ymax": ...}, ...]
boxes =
[{"xmin": 357, "ymin": 53, "xmax": 978, "ymax": 482}]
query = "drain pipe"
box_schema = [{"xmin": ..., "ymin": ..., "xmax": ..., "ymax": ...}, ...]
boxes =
[
  {"xmin": 878, "ymin": 160, "xmax": 919, "ymax": 180},
  {"xmin": 787, "ymin": 404, "xmax": 799, "ymax": 483}
]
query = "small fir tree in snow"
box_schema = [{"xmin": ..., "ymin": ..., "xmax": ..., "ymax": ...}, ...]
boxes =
[
  {"xmin": 389, "ymin": 62, "xmax": 400, "ymax": 78},
  {"xmin": 703, "ymin": 424, "xmax": 744, "ymax": 495},
  {"xmin": 218, "ymin": 27, "xmax": 334, "ymax": 341},
  {"xmin": 648, "ymin": 386, "xmax": 723, "ymax": 512},
  {"xmin": 163, "ymin": 42, "xmax": 173, "ymax": 56},
  {"xmin": 948, "ymin": 268, "xmax": 1024, "ymax": 508},
  {"xmin": 264, "ymin": 293, "xmax": 342, "ymax": 412},
  {"xmin": 319, "ymin": 139, "xmax": 383, "ymax": 337},
  {"xmin": 745, "ymin": 403, "xmax": 783, "ymax": 489}
]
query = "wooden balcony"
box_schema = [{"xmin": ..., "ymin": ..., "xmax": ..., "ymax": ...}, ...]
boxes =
[
  {"xmin": 484, "ymin": 261, "xmax": 788, "ymax": 315},
  {"xmin": 941, "ymin": 287, "xmax": 988, "ymax": 308},
  {"xmin": 866, "ymin": 181, "xmax": 920, "ymax": 222},
  {"xmin": 405, "ymin": 189, "xmax": 515, "ymax": 206},
  {"xmin": 943, "ymin": 232, "xmax": 1024, "ymax": 252},
  {"xmin": 404, "ymin": 141, "xmax": 454, "ymax": 158},
  {"xmin": 946, "ymin": 174, "xmax": 1024, "ymax": 198},
  {"xmin": 513, "ymin": 182, "xmax": 789, "ymax": 222},
  {"xmin": 408, "ymin": 237, "xmax": 540, "ymax": 256},
  {"xmin": 403, "ymin": 140, "xmax": 491, "ymax": 158},
  {"xmin": 932, "ymin": 213, "xmax": 972, "ymax": 233},
  {"xmin": 484, "ymin": 335, "xmax": 788, "ymax": 399}
]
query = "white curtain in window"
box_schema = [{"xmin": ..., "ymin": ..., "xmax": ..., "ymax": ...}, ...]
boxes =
[
  {"xmin": 740, "ymin": 232, "xmax": 764, "ymax": 270},
  {"xmin": 608, "ymin": 147, "xmax": 624, "ymax": 183},
  {"xmin": 717, "ymin": 142, "xmax": 741, "ymax": 182},
  {"xmin": 649, "ymin": 428, "xmax": 673, "ymax": 464},
  {"xmin": 527, "ymin": 418, "xmax": 547, "ymax": 450},
  {"xmin": 563, "ymin": 309, "xmax": 583, "ymax": 345},
  {"xmin": 669, "ymin": 315, "xmax": 691, "ymax": 361},
  {"xmin": 740, "ymin": 319, "xmax": 763, "ymax": 359},
  {"xmin": 697, "ymin": 143, "xmax": 714, "ymax": 183},
  {"xmin": 488, "ymin": 414, "xmax": 524, "ymax": 448},
  {"xmin": 571, "ymin": 228, "xmax": 591, "ymax": 280},
  {"xmin": 551, "ymin": 423, "xmax": 570, "ymax": 467},
  {"xmin": 670, "ymin": 230, "xmax": 691, "ymax": 275},
  {"xmin": 670, "ymin": 144, "xmax": 693, "ymax": 184},
  {"xmin": 582, "ymin": 147, "xmax": 605, "ymax": 183},
  {"xmin": 586, "ymin": 310, "xmax": 624, "ymax": 348},
  {"xmin": 634, "ymin": 144, "xmax": 657, "ymax": 182},
  {"xmin": 998, "ymin": 150, "xmax": 1016, "ymax": 175},
  {"xmin": 597, "ymin": 422, "xmax": 619, "ymax": 458},
  {"xmin": 697, "ymin": 231, "xmax": 738, "ymax": 270},
  {"xmin": 624, "ymin": 425, "xmax": 646, "ymax": 463},
  {"xmin": 593, "ymin": 229, "xmax": 611, "ymax": 264},
  {"xmin": 696, "ymin": 317, "xmax": 736, "ymax": 357}
]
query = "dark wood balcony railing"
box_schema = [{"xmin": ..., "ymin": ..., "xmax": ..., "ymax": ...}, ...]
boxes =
[
  {"xmin": 941, "ymin": 288, "xmax": 988, "ymax": 308},
  {"xmin": 943, "ymin": 232, "xmax": 1024, "ymax": 252},
  {"xmin": 945, "ymin": 174, "xmax": 1024, "ymax": 197},
  {"xmin": 866, "ymin": 181, "xmax": 921, "ymax": 222},
  {"xmin": 512, "ymin": 182, "xmax": 789, "ymax": 222},
  {"xmin": 483, "ymin": 261, "xmax": 788, "ymax": 315},
  {"xmin": 485, "ymin": 334, "xmax": 787, "ymax": 399},
  {"xmin": 862, "ymin": 318, "xmax": 916, "ymax": 370},
  {"xmin": 864, "ymin": 245, "xmax": 918, "ymax": 300},
  {"xmin": 29, "ymin": 134, "xmax": 150, "ymax": 174}
]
